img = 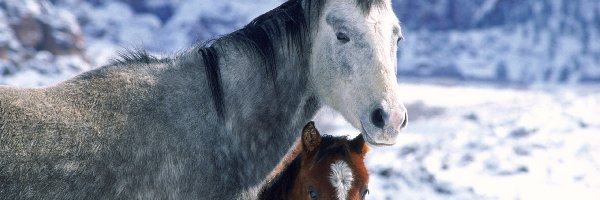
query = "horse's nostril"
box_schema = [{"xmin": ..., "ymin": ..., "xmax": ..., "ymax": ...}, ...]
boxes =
[
  {"xmin": 370, "ymin": 108, "xmax": 387, "ymax": 129},
  {"xmin": 400, "ymin": 112, "xmax": 408, "ymax": 128}
]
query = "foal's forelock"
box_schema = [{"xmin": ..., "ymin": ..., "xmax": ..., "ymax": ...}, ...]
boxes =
[{"xmin": 329, "ymin": 160, "xmax": 354, "ymax": 200}]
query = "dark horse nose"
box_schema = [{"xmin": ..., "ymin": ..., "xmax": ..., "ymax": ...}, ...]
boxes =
[
  {"xmin": 401, "ymin": 112, "xmax": 408, "ymax": 128},
  {"xmin": 370, "ymin": 108, "xmax": 407, "ymax": 129},
  {"xmin": 370, "ymin": 108, "xmax": 388, "ymax": 129}
]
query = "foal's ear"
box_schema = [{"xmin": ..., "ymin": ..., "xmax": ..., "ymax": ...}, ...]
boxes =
[
  {"xmin": 350, "ymin": 134, "xmax": 368, "ymax": 154},
  {"xmin": 301, "ymin": 121, "xmax": 321, "ymax": 153}
]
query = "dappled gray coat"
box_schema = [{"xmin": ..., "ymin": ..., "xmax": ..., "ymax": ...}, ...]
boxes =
[
  {"xmin": 0, "ymin": 1, "xmax": 317, "ymax": 198},
  {"xmin": 0, "ymin": 0, "xmax": 407, "ymax": 199}
]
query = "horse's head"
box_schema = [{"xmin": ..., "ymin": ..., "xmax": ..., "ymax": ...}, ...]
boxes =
[
  {"xmin": 309, "ymin": 0, "xmax": 407, "ymax": 146},
  {"xmin": 290, "ymin": 122, "xmax": 369, "ymax": 200}
]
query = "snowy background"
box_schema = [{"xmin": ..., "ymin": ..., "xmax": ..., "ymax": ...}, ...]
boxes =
[{"xmin": 1, "ymin": 0, "xmax": 599, "ymax": 199}]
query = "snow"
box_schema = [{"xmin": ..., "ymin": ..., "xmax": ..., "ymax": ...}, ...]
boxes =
[
  {"xmin": 154, "ymin": 0, "xmax": 283, "ymax": 52},
  {"xmin": 78, "ymin": 1, "xmax": 162, "ymax": 50},
  {"xmin": 314, "ymin": 82, "xmax": 600, "ymax": 200},
  {"xmin": 393, "ymin": 0, "xmax": 600, "ymax": 83},
  {"xmin": 1, "ymin": 54, "xmax": 88, "ymax": 87},
  {"xmin": 3, "ymin": 68, "xmax": 68, "ymax": 87}
]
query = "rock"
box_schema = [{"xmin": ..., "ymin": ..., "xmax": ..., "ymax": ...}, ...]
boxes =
[
  {"xmin": 7, "ymin": 1, "xmax": 84, "ymax": 55},
  {"xmin": 0, "ymin": 0, "xmax": 86, "ymax": 79}
]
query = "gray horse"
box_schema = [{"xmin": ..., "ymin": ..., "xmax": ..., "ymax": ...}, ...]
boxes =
[{"xmin": 0, "ymin": 0, "xmax": 407, "ymax": 199}]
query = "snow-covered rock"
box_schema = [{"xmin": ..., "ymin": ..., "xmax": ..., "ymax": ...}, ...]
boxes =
[
  {"xmin": 75, "ymin": 0, "xmax": 600, "ymax": 84},
  {"xmin": 3, "ymin": 0, "xmax": 600, "ymax": 84},
  {"xmin": 0, "ymin": 0, "xmax": 88, "ymax": 86},
  {"xmin": 394, "ymin": 0, "xmax": 600, "ymax": 84}
]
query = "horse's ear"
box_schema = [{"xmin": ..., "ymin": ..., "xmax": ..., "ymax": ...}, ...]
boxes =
[
  {"xmin": 301, "ymin": 121, "xmax": 321, "ymax": 153},
  {"xmin": 350, "ymin": 134, "xmax": 368, "ymax": 154}
]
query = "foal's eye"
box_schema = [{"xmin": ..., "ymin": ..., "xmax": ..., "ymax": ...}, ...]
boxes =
[
  {"xmin": 308, "ymin": 187, "xmax": 319, "ymax": 199},
  {"xmin": 361, "ymin": 188, "xmax": 369, "ymax": 199},
  {"xmin": 336, "ymin": 32, "xmax": 350, "ymax": 43}
]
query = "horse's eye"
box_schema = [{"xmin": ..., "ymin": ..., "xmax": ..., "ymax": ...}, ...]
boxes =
[
  {"xmin": 336, "ymin": 32, "xmax": 350, "ymax": 43},
  {"xmin": 361, "ymin": 188, "xmax": 369, "ymax": 199},
  {"xmin": 308, "ymin": 187, "xmax": 319, "ymax": 199}
]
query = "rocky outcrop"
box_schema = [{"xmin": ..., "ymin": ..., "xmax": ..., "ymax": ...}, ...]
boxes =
[{"xmin": 0, "ymin": 0, "xmax": 87, "ymax": 79}]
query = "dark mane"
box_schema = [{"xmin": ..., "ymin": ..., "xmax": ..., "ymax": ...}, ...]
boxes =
[
  {"xmin": 198, "ymin": 46, "xmax": 225, "ymax": 119},
  {"xmin": 197, "ymin": 0, "xmax": 312, "ymax": 119},
  {"xmin": 109, "ymin": 49, "xmax": 162, "ymax": 66},
  {"xmin": 225, "ymin": 0, "xmax": 310, "ymax": 86},
  {"xmin": 196, "ymin": 0, "xmax": 385, "ymax": 118}
]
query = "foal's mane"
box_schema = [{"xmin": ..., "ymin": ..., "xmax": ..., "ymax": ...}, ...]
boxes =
[{"xmin": 258, "ymin": 135, "xmax": 357, "ymax": 199}]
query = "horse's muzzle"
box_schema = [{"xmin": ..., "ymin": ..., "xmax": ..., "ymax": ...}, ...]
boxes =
[{"xmin": 360, "ymin": 103, "xmax": 407, "ymax": 146}]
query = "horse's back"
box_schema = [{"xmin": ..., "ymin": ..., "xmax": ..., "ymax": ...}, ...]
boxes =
[
  {"xmin": 0, "ymin": 62, "xmax": 160, "ymax": 137},
  {"xmin": 0, "ymin": 56, "xmax": 219, "ymax": 199},
  {"xmin": 0, "ymin": 65, "xmax": 149, "ymax": 198}
]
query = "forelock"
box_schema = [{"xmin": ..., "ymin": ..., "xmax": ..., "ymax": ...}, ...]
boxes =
[{"xmin": 329, "ymin": 160, "xmax": 354, "ymax": 200}]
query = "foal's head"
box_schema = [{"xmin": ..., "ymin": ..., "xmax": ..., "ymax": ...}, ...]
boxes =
[
  {"xmin": 294, "ymin": 122, "xmax": 370, "ymax": 200},
  {"xmin": 260, "ymin": 122, "xmax": 370, "ymax": 200}
]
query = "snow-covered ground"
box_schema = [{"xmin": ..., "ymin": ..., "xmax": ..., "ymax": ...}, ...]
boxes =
[{"xmin": 314, "ymin": 81, "xmax": 600, "ymax": 200}]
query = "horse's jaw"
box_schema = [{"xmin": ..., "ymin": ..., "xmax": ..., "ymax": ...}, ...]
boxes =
[{"xmin": 359, "ymin": 116, "xmax": 400, "ymax": 147}]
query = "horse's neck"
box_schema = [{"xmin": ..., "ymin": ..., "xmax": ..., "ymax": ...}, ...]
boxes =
[
  {"xmin": 210, "ymin": 11, "xmax": 322, "ymax": 125},
  {"xmin": 212, "ymin": 36, "xmax": 318, "ymax": 129},
  {"xmin": 197, "ymin": 27, "xmax": 320, "ymax": 192}
]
